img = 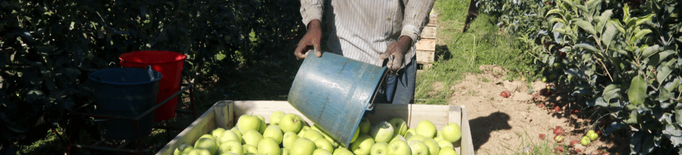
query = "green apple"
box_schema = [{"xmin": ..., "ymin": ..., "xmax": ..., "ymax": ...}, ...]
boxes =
[
  {"xmin": 194, "ymin": 136, "xmax": 219, "ymax": 154},
  {"xmin": 280, "ymin": 114, "xmax": 303, "ymax": 133},
  {"xmin": 423, "ymin": 138, "xmax": 440, "ymax": 155},
  {"xmin": 242, "ymin": 144, "xmax": 258, "ymax": 154},
  {"xmin": 438, "ymin": 147, "xmax": 458, "ymax": 155},
  {"xmin": 404, "ymin": 128, "xmax": 417, "ymax": 139},
  {"xmin": 313, "ymin": 149, "xmax": 332, "ymax": 155},
  {"xmin": 359, "ymin": 118, "xmax": 371, "ymax": 135},
  {"xmin": 237, "ymin": 115, "xmax": 262, "ymax": 133},
  {"xmin": 370, "ymin": 142, "xmax": 388, "ymax": 155},
  {"xmin": 406, "ymin": 135, "xmax": 426, "ymax": 144},
  {"xmin": 231, "ymin": 128, "xmax": 243, "ymax": 142},
  {"xmin": 298, "ymin": 126, "xmax": 312, "ymax": 137},
  {"xmin": 441, "ymin": 122, "xmax": 462, "ymax": 143},
  {"xmin": 312, "ymin": 125, "xmax": 339, "ymax": 148},
  {"xmin": 187, "ymin": 149, "xmax": 211, "ymax": 155},
  {"xmin": 351, "ymin": 135, "xmax": 375, "ymax": 155},
  {"xmin": 282, "ymin": 148, "xmax": 289, "ymax": 155},
  {"xmin": 258, "ymin": 137, "xmax": 281, "ymax": 155},
  {"xmin": 332, "ymin": 147, "xmax": 354, "ymax": 155},
  {"xmin": 242, "ymin": 129, "xmax": 263, "ymax": 146},
  {"xmin": 408, "ymin": 140, "xmax": 429, "ymax": 155},
  {"xmin": 270, "ymin": 111, "xmax": 286, "ymax": 126},
  {"xmin": 388, "ymin": 118, "xmax": 408, "ymax": 136},
  {"xmin": 580, "ymin": 136, "xmax": 591, "ymax": 146},
  {"xmin": 218, "ymin": 130, "xmax": 242, "ymax": 145},
  {"xmin": 351, "ymin": 127, "xmax": 360, "ymax": 143},
  {"xmin": 219, "ymin": 140, "xmax": 243, "ymax": 155},
  {"xmin": 314, "ymin": 138, "xmax": 334, "ymax": 153},
  {"xmin": 415, "ymin": 120, "xmax": 437, "ymax": 138},
  {"xmin": 386, "ymin": 139, "xmax": 411, "ymax": 155},
  {"xmin": 263, "ymin": 125, "xmax": 284, "ymax": 145},
  {"xmin": 389, "ymin": 134, "xmax": 406, "ymax": 143},
  {"xmin": 212, "ymin": 128, "xmax": 227, "ymax": 140},
  {"xmin": 370, "ymin": 121, "xmax": 395, "ymax": 143},
  {"xmin": 434, "ymin": 130, "xmax": 443, "ymax": 141},
  {"xmin": 437, "ymin": 139, "xmax": 454, "ymax": 149},
  {"xmin": 304, "ymin": 129, "xmax": 325, "ymax": 141},
  {"xmin": 173, "ymin": 143, "xmax": 192, "ymax": 155},
  {"xmin": 282, "ymin": 132, "xmax": 299, "ymax": 149},
  {"xmin": 199, "ymin": 134, "xmax": 216, "ymax": 141},
  {"xmin": 257, "ymin": 115, "xmax": 267, "ymax": 133},
  {"xmin": 587, "ymin": 130, "xmax": 598, "ymax": 141},
  {"xmin": 291, "ymin": 137, "xmax": 317, "ymax": 155}
]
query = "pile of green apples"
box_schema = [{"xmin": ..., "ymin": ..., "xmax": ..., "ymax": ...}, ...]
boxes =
[{"xmin": 174, "ymin": 111, "xmax": 463, "ymax": 155}]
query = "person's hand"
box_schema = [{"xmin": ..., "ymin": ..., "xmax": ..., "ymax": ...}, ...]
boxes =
[
  {"xmin": 294, "ymin": 19, "xmax": 323, "ymax": 60},
  {"xmin": 381, "ymin": 36, "xmax": 413, "ymax": 73}
]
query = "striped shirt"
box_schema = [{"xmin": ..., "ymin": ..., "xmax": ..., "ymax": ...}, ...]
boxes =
[{"xmin": 300, "ymin": 0, "xmax": 435, "ymax": 68}]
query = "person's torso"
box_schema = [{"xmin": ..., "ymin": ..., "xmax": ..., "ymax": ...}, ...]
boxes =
[{"xmin": 326, "ymin": 0, "xmax": 406, "ymax": 66}]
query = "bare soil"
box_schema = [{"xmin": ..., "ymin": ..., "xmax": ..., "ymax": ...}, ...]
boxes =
[{"xmin": 447, "ymin": 65, "xmax": 629, "ymax": 155}]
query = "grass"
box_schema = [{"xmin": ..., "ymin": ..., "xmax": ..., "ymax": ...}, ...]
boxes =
[{"xmin": 414, "ymin": 0, "xmax": 536, "ymax": 105}]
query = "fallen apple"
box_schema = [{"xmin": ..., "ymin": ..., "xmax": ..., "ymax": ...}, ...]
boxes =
[
  {"xmin": 554, "ymin": 135, "xmax": 563, "ymax": 143},
  {"xmin": 553, "ymin": 126, "xmax": 565, "ymax": 135},
  {"xmin": 538, "ymin": 134, "xmax": 546, "ymax": 140},
  {"xmin": 587, "ymin": 130, "xmax": 598, "ymax": 141},
  {"xmin": 580, "ymin": 136, "xmax": 591, "ymax": 146}
]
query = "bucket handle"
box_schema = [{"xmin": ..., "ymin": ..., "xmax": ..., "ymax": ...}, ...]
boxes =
[{"xmin": 367, "ymin": 68, "xmax": 389, "ymax": 110}]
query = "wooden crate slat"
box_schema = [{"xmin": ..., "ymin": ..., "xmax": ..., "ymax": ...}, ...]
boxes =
[
  {"xmin": 421, "ymin": 26, "xmax": 437, "ymax": 39},
  {"xmin": 415, "ymin": 39, "xmax": 436, "ymax": 51}
]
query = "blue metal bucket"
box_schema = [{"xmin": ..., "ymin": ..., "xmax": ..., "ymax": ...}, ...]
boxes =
[
  {"xmin": 88, "ymin": 67, "xmax": 162, "ymax": 140},
  {"xmin": 288, "ymin": 51, "xmax": 387, "ymax": 147}
]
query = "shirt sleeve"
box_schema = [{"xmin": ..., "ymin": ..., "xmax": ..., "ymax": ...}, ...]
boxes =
[
  {"xmin": 400, "ymin": 0, "xmax": 435, "ymax": 42},
  {"xmin": 300, "ymin": 0, "xmax": 324, "ymax": 28}
]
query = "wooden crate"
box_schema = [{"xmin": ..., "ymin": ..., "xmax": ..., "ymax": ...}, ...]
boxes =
[
  {"xmin": 417, "ymin": 50, "xmax": 435, "ymax": 69},
  {"xmin": 428, "ymin": 11, "xmax": 438, "ymax": 27},
  {"xmin": 415, "ymin": 38, "xmax": 436, "ymax": 51},
  {"xmin": 157, "ymin": 100, "xmax": 474, "ymax": 155},
  {"xmin": 421, "ymin": 26, "xmax": 437, "ymax": 39}
]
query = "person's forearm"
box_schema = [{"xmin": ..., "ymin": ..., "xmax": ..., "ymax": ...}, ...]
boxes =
[
  {"xmin": 401, "ymin": 0, "xmax": 436, "ymax": 43},
  {"xmin": 308, "ymin": 19, "xmax": 322, "ymax": 31},
  {"xmin": 300, "ymin": 0, "xmax": 324, "ymax": 28}
]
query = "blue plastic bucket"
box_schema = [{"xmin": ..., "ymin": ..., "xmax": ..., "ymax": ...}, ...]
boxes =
[
  {"xmin": 288, "ymin": 52, "xmax": 387, "ymax": 147},
  {"xmin": 88, "ymin": 67, "xmax": 162, "ymax": 140}
]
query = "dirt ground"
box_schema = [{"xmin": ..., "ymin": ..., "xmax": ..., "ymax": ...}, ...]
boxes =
[{"xmin": 445, "ymin": 65, "xmax": 629, "ymax": 155}]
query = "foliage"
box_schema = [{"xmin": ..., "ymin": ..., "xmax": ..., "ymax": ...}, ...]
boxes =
[
  {"xmin": 480, "ymin": 0, "xmax": 682, "ymax": 153},
  {"xmin": 0, "ymin": 0, "xmax": 301, "ymax": 152}
]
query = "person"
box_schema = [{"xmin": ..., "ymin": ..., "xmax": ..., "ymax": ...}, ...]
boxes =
[{"xmin": 294, "ymin": 0, "xmax": 435, "ymax": 104}]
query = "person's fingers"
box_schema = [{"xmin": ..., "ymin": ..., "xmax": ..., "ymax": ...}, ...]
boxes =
[
  {"xmin": 313, "ymin": 40, "xmax": 322, "ymax": 57},
  {"xmin": 294, "ymin": 42, "xmax": 307, "ymax": 60}
]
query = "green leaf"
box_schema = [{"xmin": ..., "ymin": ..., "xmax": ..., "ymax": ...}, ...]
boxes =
[
  {"xmin": 609, "ymin": 20, "xmax": 626, "ymax": 34},
  {"xmin": 631, "ymin": 29, "xmax": 652, "ymax": 44},
  {"xmin": 642, "ymin": 45, "xmax": 660, "ymax": 59},
  {"xmin": 657, "ymin": 88, "xmax": 673, "ymax": 101},
  {"xmin": 603, "ymin": 84, "xmax": 621, "ymax": 101},
  {"xmin": 546, "ymin": 9, "xmax": 564, "ymax": 18},
  {"xmin": 636, "ymin": 14, "xmax": 654, "ymax": 26},
  {"xmin": 597, "ymin": 10, "xmax": 613, "ymax": 33},
  {"xmin": 623, "ymin": 4, "xmax": 630, "ymax": 22},
  {"xmin": 575, "ymin": 19, "xmax": 596, "ymax": 35},
  {"xmin": 601, "ymin": 24, "xmax": 618, "ymax": 46},
  {"xmin": 561, "ymin": 0, "xmax": 575, "ymax": 9},
  {"xmin": 657, "ymin": 65, "xmax": 672, "ymax": 83},
  {"xmin": 549, "ymin": 18, "xmax": 566, "ymax": 25},
  {"xmin": 617, "ymin": 50, "xmax": 630, "ymax": 57},
  {"xmin": 663, "ymin": 124, "xmax": 682, "ymax": 147},
  {"xmin": 627, "ymin": 75, "xmax": 648, "ymax": 106},
  {"xmin": 625, "ymin": 110, "xmax": 640, "ymax": 124},
  {"xmin": 575, "ymin": 43, "xmax": 600, "ymax": 53}
]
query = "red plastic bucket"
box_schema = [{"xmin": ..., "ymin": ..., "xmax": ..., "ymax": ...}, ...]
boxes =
[{"xmin": 119, "ymin": 51, "xmax": 186, "ymax": 121}]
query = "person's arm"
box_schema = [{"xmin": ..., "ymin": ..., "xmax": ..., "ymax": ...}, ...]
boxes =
[
  {"xmin": 295, "ymin": 0, "xmax": 324, "ymax": 59},
  {"xmin": 382, "ymin": 0, "xmax": 435, "ymax": 72}
]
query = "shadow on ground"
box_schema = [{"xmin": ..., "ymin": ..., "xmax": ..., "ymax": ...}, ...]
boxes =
[
  {"xmin": 468, "ymin": 111, "xmax": 512, "ymax": 151},
  {"xmin": 435, "ymin": 45, "xmax": 453, "ymax": 62}
]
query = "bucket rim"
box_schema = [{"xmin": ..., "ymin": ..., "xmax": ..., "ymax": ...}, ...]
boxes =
[
  {"xmin": 119, "ymin": 50, "xmax": 187, "ymax": 64},
  {"xmin": 87, "ymin": 68, "xmax": 162, "ymax": 86}
]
